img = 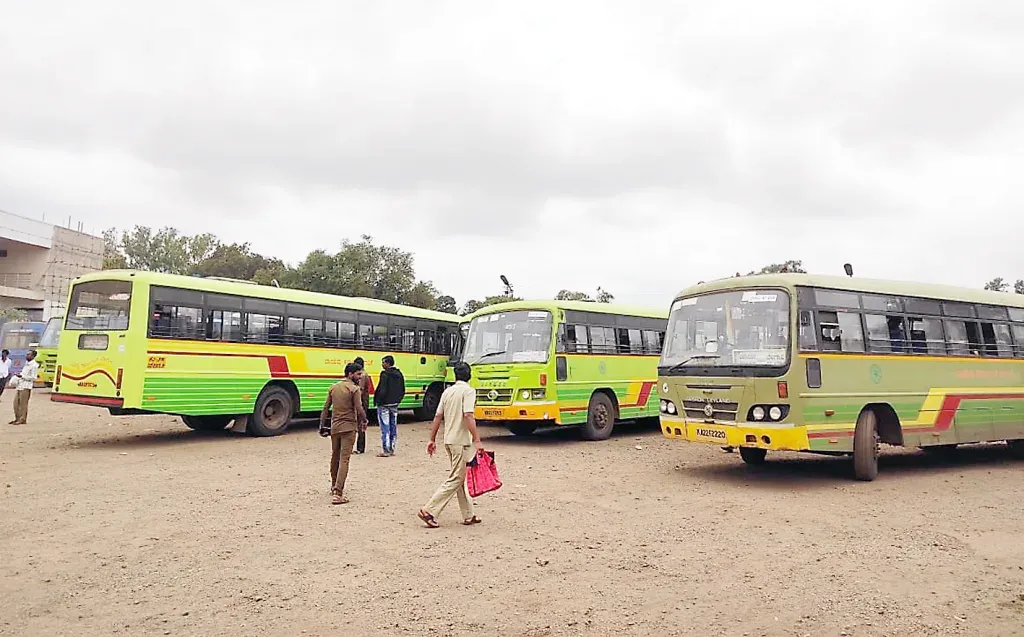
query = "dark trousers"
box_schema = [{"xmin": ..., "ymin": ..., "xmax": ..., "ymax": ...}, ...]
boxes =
[
  {"xmin": 356, "ymin": 429, "xmax": 366, "ymax": 453},
  {"xmin": 0, "ymin": 374, "xmax": 12, "ymax": 400}
]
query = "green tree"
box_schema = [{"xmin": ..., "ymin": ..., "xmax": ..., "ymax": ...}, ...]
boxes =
[
  {"xmin": 749, "ymin": 260, "xmax": 806, "ymax": 275},
  {"xmin": 106, "ymin": 226, "xmax": 220, "ymax": 274},
  {"xmin": 435, "ymin": 295, "xmax": 458, "ymax": 314},
  {"xmin": 0, "ymin": 308, "xmax": 29, "ymax": 322},
  {"xmin": 555, "ymin": 287, "xmax": 615, "ymax": 303},
  {"xmin": 595, "ymin": 287, "xmax": 614, "ymax": 303},
  {"xmin": 1017, "ymin": 280, "xmax": 1024, "ymax": 295},
  {"xmin": 985, "ymin": 277, "xmax": 1009, "ymax": 292},
  {"xmin": 193, "ymin": 243, "xmax": 285, "ymax": 281},
  {"xmin": 461, "ymin": 295, "xmax": 521, "ymax": 315},
  {"xmin": 102, "ymin": 228, "xmax": 127, "ymax": 269}
]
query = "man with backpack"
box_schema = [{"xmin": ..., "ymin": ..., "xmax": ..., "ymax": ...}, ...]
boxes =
[{"xmin": 374, "ymin": 355, "xmax": 405, "ymax": 457}]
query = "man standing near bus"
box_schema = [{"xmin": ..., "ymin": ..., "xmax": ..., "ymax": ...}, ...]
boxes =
[
  {"xmin": 374, "ymin": 355, "xmax": 405, "ymax": 457},
  {"xmin": 352, "ymin": 357, "xmax": 374, "ymax": 454},
  {"xmin": 320, "ymin": 362, "xmax": 367, "ymax": 505},
  {"xmin": 0, "ymin": 350, "xmax": 12, "ymax": 401},
  {"xmin": 418, "ymin": 362, "xmax": 485, "ymax": 528},
  {"xmin": 9, "ymin": 349, "xmax": 38, "ymax": 425}
]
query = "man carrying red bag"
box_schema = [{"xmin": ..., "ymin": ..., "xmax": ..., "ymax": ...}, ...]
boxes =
[{"xmin": 418, "ymin": 362, "xmax": 484, "ymax": 529}]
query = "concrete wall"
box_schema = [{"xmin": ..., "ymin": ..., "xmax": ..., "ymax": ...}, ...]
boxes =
[{"xmin": 40, "ymin": 227, "xmax": 105, "ymax": 318}]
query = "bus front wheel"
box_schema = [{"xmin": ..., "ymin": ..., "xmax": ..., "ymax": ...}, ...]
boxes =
[
  {"xmin": 508, "ymin": 423, "xmax": 537, "ymax": 437},
  {"xmin": 581, "ymin": 393, "xmax": 615, "ymax": 441},
  {"xmin": 739, "ymin": 447, "xmax": 767, "ymax": 465},
  {"xmin": 249, "ymin": 386, "xmax": 294, "ymax": 437},
  {"xmin": 182, "ymin": 415, "xmax": 233, "ymax": 432},
  {"xmin": 415, "ymin": 385, "xmax": 442, "ymax": 422},
  {"xmin": 853, "ymin": 409, "xmax": 879, "ymax": 481}
]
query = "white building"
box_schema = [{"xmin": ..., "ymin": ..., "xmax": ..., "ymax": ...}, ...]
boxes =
[{"xmin": 0, "ymin": 209, "xmax": 104, "ymax": 321}]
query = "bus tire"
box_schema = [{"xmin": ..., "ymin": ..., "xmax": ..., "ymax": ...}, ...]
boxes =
[
  {"xmin": 249, "ymin": 386, "xmax": 294, "ymax": 437},
  {"xmin": 508, "ymin": 423, "xmax": 537, "ymax": 437},
  {"xmin": 415, "ymin": 384, "xmax": 442, "ymax": 421},
  {"xmin": 1007, "ymin": 439, "xmax": 1024, "ymax": 458},
  {"xmin": 581, "ymin": 393, "xmax": 615, "ymax": 441},
  {"xmin": 739, "ymin": 447, "xmax": 767, "ymax": 465},
  {"xmin": 853, "ymin": 409, "xmax": 879, "ymax": 481},
  {"xmin": 182, "ymin": 415, "xmax": 233, "ymax": 432}
]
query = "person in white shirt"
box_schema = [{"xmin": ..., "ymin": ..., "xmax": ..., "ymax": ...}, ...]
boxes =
[
  {"xmin": 9, "ymin": 350, "xmax": 39, "ymax": 425},
  {"xmin": 0, "ymin": 350, "xmax": 11, "ymax": 401}
]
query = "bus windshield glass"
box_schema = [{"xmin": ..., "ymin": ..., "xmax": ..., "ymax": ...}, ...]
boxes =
[
  {"xmin": 66, "ymin": 281, "xmax": 132, "ymax": 330},
  {"xmin": 661, "ymin": 289, "xmax": 790, "ymax": 368},
  {"xmin": 463, "ymin": 310, "xmax": 553, "ymax": 365},
  {"xmin": 1, "ymin": 325, "xmax": 41, "ymax": 350},
  {"xmin": 40, "ymin": 318, "xmax": 61, "ymax": 347}
]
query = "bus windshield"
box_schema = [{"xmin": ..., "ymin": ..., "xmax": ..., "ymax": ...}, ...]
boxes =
[
  {"xmin": 463, "ymin": 310, "xmax": 553, "ymax": 365},
  {"xmin": 66, "ymin": 281, "xmax": 132, "ymax": 330},
  {"xmin": 40, "ymin": 318, "xmax": 61, "ymax": 347},
  {"xmin": 1, "ymin": 325, "xmax": 41, "ymax": 350},
  {"xmin": 661, "ymin": 289, "xmax": 790, "ymax": 368}
]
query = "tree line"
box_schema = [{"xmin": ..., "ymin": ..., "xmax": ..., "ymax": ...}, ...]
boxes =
[
  {"xmin": 984, "ymin": 278, "xmax": 1024, "ymax": 295},
  {"xmin": 102, "ymin": 226, "xmax": 624, "ymax": 315}
]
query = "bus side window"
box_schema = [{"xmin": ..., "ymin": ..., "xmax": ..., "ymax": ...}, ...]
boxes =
[
  {"xmin": 816, "ymin": 311, "xmax": 841, "ymax": 352},
  {"xmin": 865, "ymin": 315, "xmax": 907, "ymax": 353},
  {"xmin": 798, "ymin": 310, "xmax": 817, "ymax": 351},
  {"xmin": 943, "ymin": 320, "xmax": 971, "ymax": 356},
  {"xmin": 908, "ymin": 317, "xmax": 944, "ymax": 355},
  {"xmin": 1012, "ymin": 324, "xmax": 1024, "ymax": 358},
  {"xmin": 980, "ymin": 322, "xmax": 1013, "ymax": 358}
]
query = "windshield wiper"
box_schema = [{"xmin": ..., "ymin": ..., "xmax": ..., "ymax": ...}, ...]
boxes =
[
  {"xmin": 471, "ymin": 350, "xmax": 508, "ymax": 364},
  {"xmin": 661, "ymin": 354, "xmax": 721, "ymax": 374}
]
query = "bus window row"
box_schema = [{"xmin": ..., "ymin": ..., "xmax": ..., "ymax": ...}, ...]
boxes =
[
  {"xmin": 149, "ymin": 286, "xmax": 457, "ymax": 355},
  {"xmin": 798, "ymin": 287, "xmax": 1024, "ymax": 358},
  {"xmin": 557, "ymin": 316, "xmax": 666, "ymax": 356}
]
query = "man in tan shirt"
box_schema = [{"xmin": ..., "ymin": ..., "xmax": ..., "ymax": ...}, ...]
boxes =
[
  {"xmin": 418, "ymin": 362, "xmax": 484, "ymax": 528},
  {"xmin": 320, "ymin": 362, "xmax": 367, "ymax": 505}
]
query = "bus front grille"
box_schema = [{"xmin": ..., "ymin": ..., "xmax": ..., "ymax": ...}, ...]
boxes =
[
  {"xmin": 476, "ymin": 388, "xmax": 514, "ymax": 405},
  {"xmin": 682, "ymin": 400, "xmax": 739, "ymax": 422}
]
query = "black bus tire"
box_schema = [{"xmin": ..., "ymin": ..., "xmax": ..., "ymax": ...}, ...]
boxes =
[
  {"xmin": 508, "ymin": 423, "xmax": 537, "ymax": 436},
  {"xmin": 415, "ymin": 385, "xmax": 442, "ymax": 421},
  {"xmin": 182, "ymin": 415, "xmax": 233, "ymax": 432},
  {"xmin": 581, "ymin": 393, "xmax": 615, "ymax": 441},
  {"xmin": 853, "ymin": 409, "xmax": 879, "ymax": 481},
  {"xmin": 248, "ymin": 386, "xmax": 294, "ymax": 437},
  {"xmin": 739, "ymin": 447, "xmax": 767, "ymax": 465}
]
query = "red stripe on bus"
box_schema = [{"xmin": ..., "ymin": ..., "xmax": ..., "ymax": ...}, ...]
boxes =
[
  {"xmin": 59, "ymin": 369, "xmax": 117, "ymax": 385},
  {"xmin": 51, "ymin": 393, "xmax": 124, "ymax": 408}
]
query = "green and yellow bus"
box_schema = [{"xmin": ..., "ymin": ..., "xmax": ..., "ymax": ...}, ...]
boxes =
[
  {"xmin": 658, "ymin": 274, "xmax": 1024, "ymax": 480},
  {"xmin": 459, "ymin": 300, "xmax": 667, "ymax": 440},
  {"xmin": 51, "ymin": 270, "xmax": 462, "ymax": 436},
  {"xmin": 36, "ymin": 316, "xmax": 62, "ymax": 386}
]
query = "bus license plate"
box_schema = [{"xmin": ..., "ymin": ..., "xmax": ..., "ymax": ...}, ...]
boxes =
[
  {"xmin": 693, "ymin": 426, "xmax": 728, "ymax": 444},
  {"xmin": 483, "ymin": 409, "xmax": 503, "ymax": 418}
]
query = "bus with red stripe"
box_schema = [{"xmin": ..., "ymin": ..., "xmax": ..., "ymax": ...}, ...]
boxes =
[
  {"xmin": 51, "ymin": 270, "xmax": 461, "ymax": 436},
  {"xmin": 658, "ymin": 274, "xmax": 1024, "ymax": 480},
  {"xmin": 457, "ymin": 300, "xmax": 667, "ymax": 440}
]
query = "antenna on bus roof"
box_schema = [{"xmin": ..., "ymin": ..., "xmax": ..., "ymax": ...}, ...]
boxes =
[{"xmin": 844, "ymin": 263, "xmax": 854, "ymax": 277}]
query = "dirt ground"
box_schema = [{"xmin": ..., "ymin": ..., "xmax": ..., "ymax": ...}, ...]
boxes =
[{"xmin": 2, "ymin": 393, "xmax": 1024, "ymax": 637}]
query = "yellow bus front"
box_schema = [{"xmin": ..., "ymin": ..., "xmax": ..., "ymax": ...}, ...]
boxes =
[{"xmin": 52, "ymin": 274, "xmax": 144, "ymax": 412}]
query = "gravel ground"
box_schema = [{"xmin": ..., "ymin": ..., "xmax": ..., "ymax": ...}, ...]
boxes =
[{"xmin": 2, "ymin": 392, "xmax": 1024, "ymax": 636}]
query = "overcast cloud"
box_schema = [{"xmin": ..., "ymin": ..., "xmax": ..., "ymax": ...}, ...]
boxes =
[{"xmin": 2, "ymin": 0, "xmax": 1023, "ymax": 307}]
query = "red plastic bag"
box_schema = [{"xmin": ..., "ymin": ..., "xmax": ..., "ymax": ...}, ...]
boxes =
[{"xmin": 466, "ymin": 449, "xmax": 502, "ymax": 497}]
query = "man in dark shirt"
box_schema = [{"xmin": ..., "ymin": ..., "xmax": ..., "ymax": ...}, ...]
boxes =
[
  {"xmin": 352, "ymin": 357, "xmax": 374, "ymax": 454},
  {"xmin": 320, "ymin": 363, "xmax": 367, "ymax": 505},
  {"xmin": 374, "ymin": 355, "xmax": 406, "ymax": 456}
]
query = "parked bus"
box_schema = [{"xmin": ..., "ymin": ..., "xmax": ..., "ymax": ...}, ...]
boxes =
[
  {"xmin": 51, "ymin": 271, "xmax": 462, "ymax": 436},
  {"xmin": 0, "ymin": 321, "xmax": 45, "ymax": 379},
  {"xmin": 459, "ymin": 301, "xmax": 667, "ymax": 440},
  {"xmin": 36, "ymin": 316, "xmax": 62, "ymax": 386},
  {"xmin": 658, "ymin": 274, "xmax": 1024, "ymax": 480}
]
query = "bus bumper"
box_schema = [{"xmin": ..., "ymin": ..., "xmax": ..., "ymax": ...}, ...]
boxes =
[
  {"xmin": 659, "ymin": 416, "xmax": 813, "ymax": 452},
  {"xmin": 51, "ymin": 393, "xmax": 125, "ymax": 409},
  {"xmin": 476, "ymin": 402, "xmax": 561, "ymax": 424}
]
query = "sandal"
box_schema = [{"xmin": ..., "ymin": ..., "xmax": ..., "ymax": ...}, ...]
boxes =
[
  {"xmin": 331, "ymin": 494, "xmax": 349, "ymax": 505},
  {"xmin": 462, "ymin": 516, "xmax": 482, "ymax": 526},
  {"xmin": 418, "ymin": 509, "xmax": 440, "ymax": 528},
  {"xmin": 376, "ymin": 452, "xmax": 389, "ymax": 457}
]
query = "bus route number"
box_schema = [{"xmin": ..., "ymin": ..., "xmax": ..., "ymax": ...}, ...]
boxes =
[{"xmin": 147, "ymin": 356, "xmax": 166, "ymax": 369}]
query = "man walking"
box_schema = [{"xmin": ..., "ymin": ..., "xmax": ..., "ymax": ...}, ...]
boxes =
[
  {"xmin": 0, "ymin": 350, "xmax": 12, "ymax": 402},
  {"xmin": 9, "ymin": 349, "xmax": 39, "ymax": 425},
  {"xmin": 374, "ymin": 355, "xmax": 405, "ymax": 457},
  {"xmin": 352, "ymin": 357, "xmax": 375, "ymax": 454},
  {"xmin": 320, "ymin": 362, "xmax": 367, "ymax": 505},
  {"xmin": 418, "ymin": 362, "xmax": 484, "ymax": 528}
]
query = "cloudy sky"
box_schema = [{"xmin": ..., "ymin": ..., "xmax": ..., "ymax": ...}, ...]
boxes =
[{"xmin": 2, "ymin": 0, "xmax": 1022, "ymax": 308}]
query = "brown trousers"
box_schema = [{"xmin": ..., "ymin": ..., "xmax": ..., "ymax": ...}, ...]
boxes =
[
  {"xmin": 330, "ymin": 431, "xmax": 357, "ymax": 496},
  {"xmin": 13, "ymin": 389, "xmax": 31, "ymax": 424}
]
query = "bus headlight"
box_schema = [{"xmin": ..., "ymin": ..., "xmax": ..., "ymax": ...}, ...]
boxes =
[
  {"xmin": 769, "ymin": 406, "xmax": 783, "ymax": 421},
  {"xmin": 751, "ymin": 406, "xmax": 766, "ymax": 421},
  {"xmin": 521, "ymin": 390, "xmax": 531, "ymax": 401},
  {"xmin": 661, "ymin": 400, "xmax": 677, "ymax": 415},
  {"xmin": 531, "ymin": 389, "xmax": 545, "ymax": 400}
]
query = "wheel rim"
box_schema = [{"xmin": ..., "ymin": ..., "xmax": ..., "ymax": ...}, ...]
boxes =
[
  {"xmin": 594, "ymin": 403, "xmax": 610, "ymax": 430},
  {"xmin": 262, "ymin": 397, "xmax": 289, "ymax": 430}
]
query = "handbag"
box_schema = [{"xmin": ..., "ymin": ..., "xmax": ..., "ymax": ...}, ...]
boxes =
[{"xmin": 466, "ymin": 449, "xmax": 502, "ymax": 497}]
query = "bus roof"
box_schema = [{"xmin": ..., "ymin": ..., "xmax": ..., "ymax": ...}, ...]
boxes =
[
  {"xmin": 674, "ymin": 274, "xmax": 1024, "ymax": 310},
  {"xmin": 464, "ymin": 299, "xmax": 668, "ymax": 320},
  {"xmin": 75, "ymin": 270, "xmax": 462, "ymax": 323}
]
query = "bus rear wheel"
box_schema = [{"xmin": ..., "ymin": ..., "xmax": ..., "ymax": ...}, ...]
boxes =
[
  {"xmin": 249, "ymin": 386, "xmax": 294, "ymax": 437},
  {"xmin": 508, "ymin": 423, "xmax": 537, "ymax": 437},
  {"xmin": 581, "ymin": 393, "xmax": 615, "ymax": 441},
  {"xmin": 182, "ymin": 415, "xmax": 233, "ymax": 432},
  {"xmin": 739, "ymin": 447, "xmax": 767, "ymax": 465},
  {"xmin": 853, "ymin": 409, "xmax": 879, "ymax": 481},
  {"xmin": 415, "ymin": 385, "xmax": 442, "ymax": 421},
  {"xmin": 1008, "ymin": 439, "xmax": 1024, "ymax": 458}
]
